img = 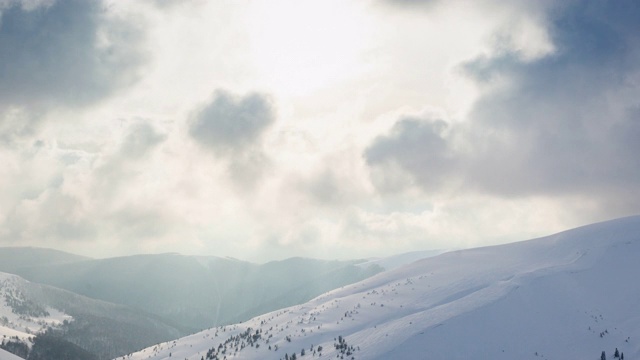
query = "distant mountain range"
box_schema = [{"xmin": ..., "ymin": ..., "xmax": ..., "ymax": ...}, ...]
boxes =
[
  {"xmin": 0, "ymin": 247, "xmax": 90, "ymax": 274},
  {"xmin": 0, "ymin": 247, "xmax": 391, "ymax": 359},
  {"xmin": 1, "ymin": 252, "xmax": 383, "ymax": 331},
  {"xmin": 124, "ymin": 216, "xmax": 640, "ymax": 360},
  {"xmin": 0, "ymin": 271, "xmax": 182, "ymax": 360}
]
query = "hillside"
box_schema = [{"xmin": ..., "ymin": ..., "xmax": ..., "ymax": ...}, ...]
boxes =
[
  {"xmin": 125, "ymin": 216, "xmax": 640, "ymax": 360},
  {"xmin": 0, "ymin": 272, "xmax": 183, "ymax": 360},
  {"xmin": 2, "ymin": 253, "xmax": 382, "ymax": 331}
]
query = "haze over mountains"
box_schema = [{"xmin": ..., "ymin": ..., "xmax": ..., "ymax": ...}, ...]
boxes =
[
  {"xmin": 0, "ymin": 248, "xmax": 387, "ymax": 359},
  {"xmin": 1, "ymin": 253, "xmax": 382, "ymax": 331}
]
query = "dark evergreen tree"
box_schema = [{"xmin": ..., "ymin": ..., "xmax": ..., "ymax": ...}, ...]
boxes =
[
  {"xmin": 601, "ymin": 351, "xmax": 606, "ymax": 360},
  {"xmin": 0, "ymin": 339, "xmax": 29, "ymax": 359},
  {"xmin": 614, "ymin": 348, "xmax": 619, "ymax": 358},
  {"xmin": 27, "ymin": 334, "xmax": 98, "ymax": 360}
]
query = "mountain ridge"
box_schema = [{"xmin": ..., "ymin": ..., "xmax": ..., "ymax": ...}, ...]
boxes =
[
  {"xmin": 0, "ymin": 271, "xmax": 184, "ymax": 360},
  {"xmin": 0, "ymin": 251, "xmax": 383, "ymax": 331},
  {"xmin": 0, "ymin": 247, "xmax": 91, "ymax": 274},
  {"xmin": 124, "ymin": 215, "xmax": 640, "ymax": 360}
]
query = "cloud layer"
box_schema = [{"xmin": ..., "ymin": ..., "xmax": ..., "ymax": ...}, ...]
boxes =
[
  {"xmin": 365, "ymin": 0, "xmax": 640, "ymax": 217},
  {"xmin": 189, "ymin": 90, "xmax": 275, "ymax": 155},
  {"xmin": 189, "ymin": 90, "xmax": 276, "ymax": 186},
  {"xmin": 0, "ymin": 0, "xmax": 144, "ymax": 109},
  {"xmin": 0, "ymin": 0, "xmax": 638, "ymax": 260}
]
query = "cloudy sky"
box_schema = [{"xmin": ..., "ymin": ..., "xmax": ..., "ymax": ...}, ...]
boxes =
[{"xmin": 0, "ymin": 0, "xmax": 638, "ymax": 262}]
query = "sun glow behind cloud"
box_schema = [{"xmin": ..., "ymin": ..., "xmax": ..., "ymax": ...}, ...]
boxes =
[
  {"xmin": 0, "ymin": 0, "xmax": 638, "ymax": 261},
  {"xmin": 245, "ymin": 0, "xmax": 376, "ymax": 97}
]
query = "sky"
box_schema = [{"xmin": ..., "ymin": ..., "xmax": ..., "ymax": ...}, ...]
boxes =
[{"xmin": 0, "ymin": 0, "xmax": 639, "ymax": 262}]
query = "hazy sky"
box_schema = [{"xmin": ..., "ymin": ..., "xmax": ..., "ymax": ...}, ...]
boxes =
[{"xmin": 0, "ymin": 0, "xmax": 638, "ymax": 261}]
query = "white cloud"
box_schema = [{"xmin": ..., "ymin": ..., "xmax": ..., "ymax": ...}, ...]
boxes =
[{"xmin": 1, "ymin": 0, "xmax": 637, "ymax": 261}]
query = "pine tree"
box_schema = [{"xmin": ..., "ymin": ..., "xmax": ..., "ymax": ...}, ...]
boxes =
[
  {"xmin": 601, "ymin": 351, "xmax": 606, "ymax": 360},
  {"xmin": 614, "ymin": 348, "xmax": 620, "ymax": 358}
]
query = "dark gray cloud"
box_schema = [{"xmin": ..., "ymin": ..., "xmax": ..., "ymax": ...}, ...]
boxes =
[
  {"xmin": 365, "ymin": 0, "xmax": 640, "ymax": 216},
  {"xmin": 190, "ymin": 90, "xmax": 276, "ymax": 187},
  {"xmin": 461, "ymin": 0, "xmax": 640, "ymax": 196},
  {"xmin": 0, "ymin": 0, "xmax": 145, "ymax": 110},
  {"xmin": 365, "ymin": 117, "xmax": 456, "ymax": 193},
  {"xmin": 189, "ymin": 90, "xmax": 275, "ymax": 154}
]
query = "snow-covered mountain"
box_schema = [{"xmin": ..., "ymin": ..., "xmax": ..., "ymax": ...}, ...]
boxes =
[
  {"xmin": 4, "ymin": 253, "xmax": 381, "ymax": 331},
  {"xmin": 124, "ymin": 216, "xmax": 640, "ymax": 360},
  {"xmin": 0, "ymin": 273, "xmax": 70, "ymax": 349},
  {"xmin": 0, "ymin": 272, "xmax": 182, "ymax": 360}
]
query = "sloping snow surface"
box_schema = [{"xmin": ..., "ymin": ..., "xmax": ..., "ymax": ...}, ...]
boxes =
[
  {"xmin": 125, "ymin": 216, "xmax": 640, "ymax": 360},
  {"xmin": 0, "ymin": 349, "xmax": 24, "ymax": 360},
  {"xmin": 0, "ymin": 273, "xmax": 71, "ymax": 344}
]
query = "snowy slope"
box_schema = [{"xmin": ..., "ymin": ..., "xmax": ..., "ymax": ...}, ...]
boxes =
[
  {"xmin": 1, "ymin": 272, "xmax": 185, "ymax": 359},
  {"xmin": 0, "ymin": 349, "xmax": 23, "ymax": 360},
  {"xmin": 0, "ymin": 273, "xmax": 71, "ymax": 343},
  {"xmin": 124, "ymin": 216, "xmax": 640, "ymax": 360},
  {"xmin": 356, "ymin": 249, "xmax": 449, "ymax": 271}
]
